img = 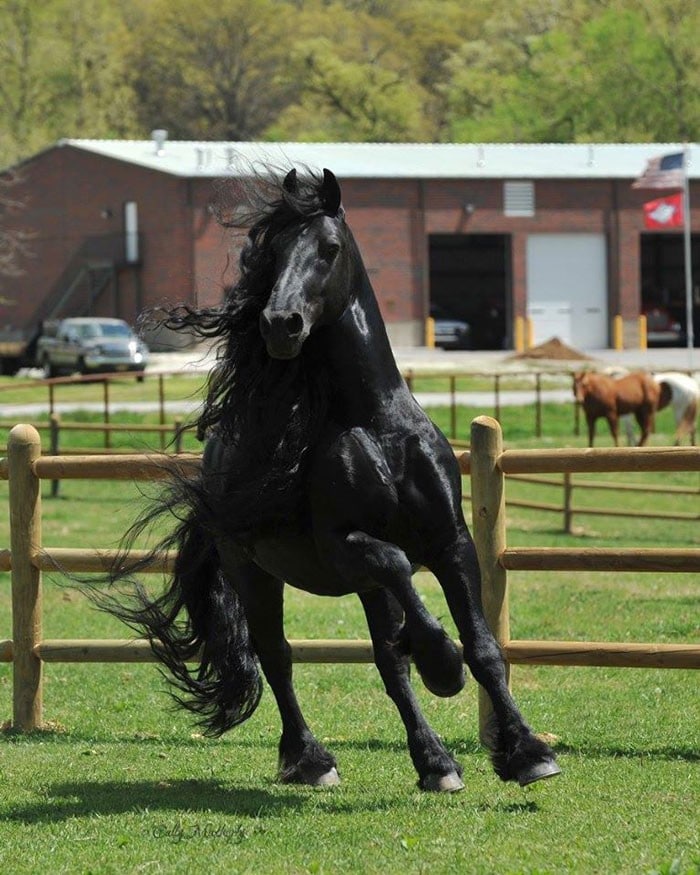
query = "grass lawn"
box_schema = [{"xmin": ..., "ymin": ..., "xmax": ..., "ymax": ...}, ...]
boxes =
[{"xmin": 0, "ymin": 388, "xmax": 698, "ymax": 873}]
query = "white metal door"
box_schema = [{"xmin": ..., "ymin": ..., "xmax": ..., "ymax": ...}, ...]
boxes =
[{"xmin": 526, "ymin": 234, "xmax": 607, "ymax": 349}]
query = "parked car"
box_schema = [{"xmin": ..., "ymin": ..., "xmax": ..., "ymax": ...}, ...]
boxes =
[
  {"xmin": 36, "ymin": 317, "xmax": 149, "ymax": 377},
  {"xmin": 643, "ymin": 306, "xmax": 685, "ymax": 347},
  {"xmin": 430, "ymin": 306, "xmax": 471, "ymax": 350}
]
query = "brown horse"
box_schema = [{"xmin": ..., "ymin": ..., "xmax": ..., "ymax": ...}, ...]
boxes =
[{"xmin": 573, "ymin": 370, "xmax": 661, "ymax": 447}]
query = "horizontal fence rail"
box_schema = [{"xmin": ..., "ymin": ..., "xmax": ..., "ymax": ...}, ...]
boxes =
[{"xmin": 1, "ymin": 418, "xmax": 698, "ymax": 735}]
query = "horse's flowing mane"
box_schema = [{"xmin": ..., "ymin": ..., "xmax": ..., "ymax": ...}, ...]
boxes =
[
  {"xmin": 143, "ymin": 167, "xmax": 336, "ymax": 535},
  {"xmin": 82, "ymin": 168, "xmax": 340, "ymax": 730}
]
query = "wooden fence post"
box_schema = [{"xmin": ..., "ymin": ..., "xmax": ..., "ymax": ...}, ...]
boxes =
[
  {"xmin": 173, "ymin": 419, "xmax": 183, "ymax": 454},
  {"xmin": 563, "ymin": 472, "xmax": 573, "ymax": 533},
  {"xmin": 103, "ymin": 380, "xmax": 111, "ymax": 449},
  {"xmin": 158, "ymin": 374, "xmax": 166, "ymax": 450},
  {"xmin": 8, "ymin": 424, "xmax": 43, "ymax": 731},
  {"xmin": 49, "ymin": 413, "xmax": 60, "ymax": 498},
  {"xmin": 470, "ymin": 415, "xmax": 510, "ymax": 744}
]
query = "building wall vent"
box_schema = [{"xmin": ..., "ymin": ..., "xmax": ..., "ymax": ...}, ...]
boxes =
[{"xmin": 504, "ymin": 181, "xmax": 535, "ymax": 217}]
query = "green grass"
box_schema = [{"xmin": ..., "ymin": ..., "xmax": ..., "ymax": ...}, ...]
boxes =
[{"xmin": 0, "ymin": 392, "xmax": 698, "ymax": 873}]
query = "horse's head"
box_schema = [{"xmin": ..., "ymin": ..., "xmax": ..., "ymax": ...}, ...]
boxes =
[
  {"xmin": 572, "ymin": 371, "xmax": 590, "ymax": 403},
  {"xmin": 259, "ymin": 168, "xmax": 353, "ymax": 360}
]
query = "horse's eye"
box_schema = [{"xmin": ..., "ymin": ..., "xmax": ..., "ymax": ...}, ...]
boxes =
[{"xmin": 320, "ymin": 241, "xmax": 340, "ymax": 263}]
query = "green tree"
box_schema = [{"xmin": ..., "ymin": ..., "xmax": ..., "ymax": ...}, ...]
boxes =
[
  {"xmin": 446, "ymin": 0, "xmax": 700, "ymax": 142},
  {"xmin": 51, "ymin": 0, "xmax": 139, "ymax": 139},
  {"xmin": 0, "ymin": 0, "xmax": 137, "ymax": 168},
  {"xmin": 268, "ymin": 0, "xmax": 482, "ymax": 142},
  {"xmin": 0, "ymin": 1, "xmax": 54, "ymax": 165},
  {"xmin": 125, "ymin": 0, "xmax": 299, "ymax": 140}
]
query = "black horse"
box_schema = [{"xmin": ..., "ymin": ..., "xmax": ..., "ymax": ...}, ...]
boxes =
[{"xmin": 108, "ymin": 167, "xmax": 560, "ymax": 792}]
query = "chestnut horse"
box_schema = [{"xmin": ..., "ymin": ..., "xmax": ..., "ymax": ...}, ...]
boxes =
[{"xmin": 573, "ymin": 370, "xmax": 661, "ymax": 447}]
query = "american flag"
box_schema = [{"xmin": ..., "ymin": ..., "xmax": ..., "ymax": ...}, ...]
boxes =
[{"xmin": 632, "ymin": 151, "xmax": 685, "ymax": 190}]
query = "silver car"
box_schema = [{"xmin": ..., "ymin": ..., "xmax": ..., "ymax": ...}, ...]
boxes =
[{"xmin": 430, "ymin": 306, "xmax": 471, "ymax": 350}]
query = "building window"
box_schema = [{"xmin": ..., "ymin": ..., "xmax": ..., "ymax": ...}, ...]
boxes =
[{"xmin": 504, "ymin": 181, "xmax": 535, "ymax": 217}]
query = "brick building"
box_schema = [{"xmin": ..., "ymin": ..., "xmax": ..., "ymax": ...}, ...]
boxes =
[{"xmin": 2, "ymin": 137, "xmax": 698, "ymax": 359}]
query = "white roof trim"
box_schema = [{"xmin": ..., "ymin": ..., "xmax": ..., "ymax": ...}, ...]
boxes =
[{"xmin": 58, "ymin": 138, "xmax": 700, "ymax": 181}]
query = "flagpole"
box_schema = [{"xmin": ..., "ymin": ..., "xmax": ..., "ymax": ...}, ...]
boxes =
[{"xmin": 682, "ymin": 145, "xmax": 694, "ymax": 367}]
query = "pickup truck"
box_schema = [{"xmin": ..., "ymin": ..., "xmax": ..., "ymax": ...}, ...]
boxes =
[{"xmin": 35, "ymin": 317, "xmax": 149, "ymax": 378}]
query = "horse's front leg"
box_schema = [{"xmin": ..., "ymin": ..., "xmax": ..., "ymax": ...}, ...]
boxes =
[
  {"xmin": 585, "ymin": 413, "xmax": 596, "ymax": 447},
  {"xmin": 429, "ymin": 532, "xmax": 560, "ymax": 787},
  {"xmin": 320, "ymin": 526, "xmax": 471, "ymax": 794},
  {"xmin": 359, "ymin": 588, "xmax": 464, "ymax": 792},
  {"xmin": 217, "ymin": 549, "xmax": 339, "ymax": 787}
]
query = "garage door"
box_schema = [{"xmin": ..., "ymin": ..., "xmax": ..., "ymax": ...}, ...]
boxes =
[{"xmin": 526, "ymin": 234, "xmax": 608, "ymax": 349}]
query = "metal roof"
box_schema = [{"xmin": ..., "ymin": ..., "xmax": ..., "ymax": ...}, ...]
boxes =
[{"xmin": 59, "ymin": 138, "xmax": 699, "ymax": 181}]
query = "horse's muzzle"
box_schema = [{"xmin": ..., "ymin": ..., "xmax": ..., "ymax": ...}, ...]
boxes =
[{"xmin": 259, "ymin": 309, "xmax": 306, "ymax": 359}]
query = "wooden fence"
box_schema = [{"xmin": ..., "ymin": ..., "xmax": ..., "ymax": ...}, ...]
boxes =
[
  {"xmin": 1, "ymin": 366, "xmax": 580, "ymax": 441},
  {"xmin": 1, "ymin": 418, "xmax": 699, "ymax": 738},
  {"xmin": 3, "ymin": 367, "xmax": 697, "ymax": 447},
  {"xmin": 466, "ymin": 471, "xmax": 700, "ymax": 533}
]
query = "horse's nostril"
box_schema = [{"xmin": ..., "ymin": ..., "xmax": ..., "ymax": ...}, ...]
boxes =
[{"xmin": 284, "ymin": 312, "xmax": 303, "ymax": 336}]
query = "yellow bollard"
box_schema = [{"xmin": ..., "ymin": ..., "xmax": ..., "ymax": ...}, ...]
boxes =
[
  {"xmin": 638, "ymin": 314, "xmax": 647, "ymax": 350},
  {"xmin": 525, "ymin": 317, "xmax": 535, "ymax": 350},
  {"xmin": 514, "ymin": 316, "xmax": 525, "ymax": 353},
  {"xmin": 613, "ymin": 315, "xmax": 623, "ymax": 350},
  {"xmin": 425, "ymin": 316, "xmax": 435, "ymax": 349}
]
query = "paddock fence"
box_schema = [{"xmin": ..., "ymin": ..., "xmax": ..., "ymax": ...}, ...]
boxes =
[
  {"xmin": 1, "ymin": 366, "xmax": 585, "ymax": 443},
  {"xmin": 462, "ymin": 470, "xmax": 700, "ymax": 533},
  {"xmin": 3, "ymin": 366, "xmax": 697, "ymax": 451},
  {"xmin": 1, "ymin": 419, "xmax": 699, "ymax": 740}
]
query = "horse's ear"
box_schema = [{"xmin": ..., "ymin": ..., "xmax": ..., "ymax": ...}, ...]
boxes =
[
  {"xmin": 321, "ymin": 168, "xmax": 342, "ymax": 215},
  {"xmin": 283, "ymin": 168, "xmax": 298, "ymax": 194}
]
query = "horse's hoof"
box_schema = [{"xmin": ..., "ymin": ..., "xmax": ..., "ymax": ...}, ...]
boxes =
[
  {"xmin": 517, "ymin": 759, "xmax": 561, "ymax": 787},
  {"xmin": 420, "ymin": 771, "xmax": 465, "ymax": 793},
  {"xmin": 313, "ymin": 767, "xmax": 341, "ymax": 787}
]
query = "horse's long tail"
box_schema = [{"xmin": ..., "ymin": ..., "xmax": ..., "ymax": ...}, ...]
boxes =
[{"xmin": 103, "ymin": 511, "xmax": 262, "ymax": 737}]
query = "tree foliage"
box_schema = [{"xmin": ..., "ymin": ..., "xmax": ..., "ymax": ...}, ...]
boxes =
[
  {"xmin": 1, "ymin": 0, "xmax": 700, "ymax": 170},
  {"xmin": 123, "ymin": 0, "xmax": 298, "ymax": 141}
]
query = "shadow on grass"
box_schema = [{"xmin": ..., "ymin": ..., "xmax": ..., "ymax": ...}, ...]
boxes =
[
  {"xmin": 2, "ymin": 774, "xmax": 444, "ymax": 826},
  {"xmin": 3, "ymin": 778, "xmax": 313, "ymax": 825}
]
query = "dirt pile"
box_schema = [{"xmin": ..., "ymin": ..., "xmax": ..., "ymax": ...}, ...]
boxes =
[{"xmin": 508, "ymin": 336, "xmax": 593, "ymax": 361}]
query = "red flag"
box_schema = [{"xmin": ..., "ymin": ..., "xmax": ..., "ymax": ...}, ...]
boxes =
[{"xmin": 643, "ymin": 193, "xmax": 684, "ymax": 229}]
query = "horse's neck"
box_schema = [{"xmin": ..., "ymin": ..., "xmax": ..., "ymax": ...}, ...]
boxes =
[{"xmin": 323, "ymin": 273, "xmax": 408, "ymax": 423}]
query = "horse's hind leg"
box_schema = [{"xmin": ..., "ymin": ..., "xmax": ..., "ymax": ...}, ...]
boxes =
[
  {"xmin": 634, "ymin": 409, "xmax": 653, "ymax": 446},
  {"xmin": 217, "ymin": 549, "xmax": 339, "ymax": 787},
  {"xmin": 429, "ymin": 533, "xmax": 560, "ymax": 787},
  {"xmin": 606, "ymin": 413, "xmax": 620, "ymax": 446},
  {"xmin": 359, "ymin": 588, "xmax": 464, "ymax": 792}
]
